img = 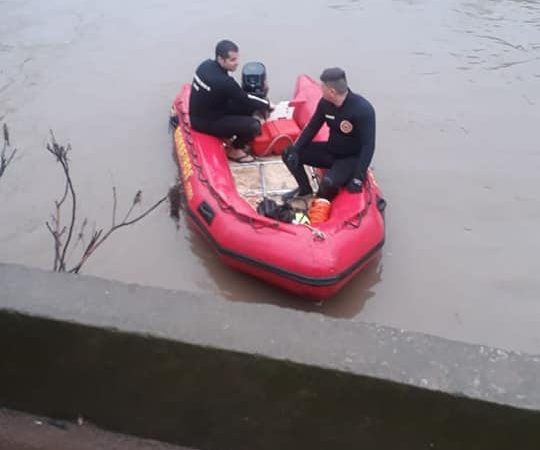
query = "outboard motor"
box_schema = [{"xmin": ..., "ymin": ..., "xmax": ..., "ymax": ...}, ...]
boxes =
[{"xmin": 242, "ymin": 62, "xmax": 268, "ymax": 98}]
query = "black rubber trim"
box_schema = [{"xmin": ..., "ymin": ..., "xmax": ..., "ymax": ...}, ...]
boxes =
[{"xmin": 186, "ymin": 207, "xmax": 384, "ymax": 287}]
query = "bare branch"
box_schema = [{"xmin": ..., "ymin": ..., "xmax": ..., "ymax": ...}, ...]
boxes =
[
  {"xmin": 68, "ymin": 194, "xmax": 166, "ymax": 274},
  {"xmin": 1, "ymin": 123, "xmax": 18, "ymax": 180},
  {"xmin": 77, "ymin": 218, "xmax": 88, "ymax": 244},
  {"xmin": 57, "ymin": 179, "xmax": 69, "ymax": 209},
  {"xmin": 58, "ymin": 152, "xmax": 76, "ymax": 270},
  {"xmin": 112, "ymin": 187, "xmax": 117, "ymax": 227},
  {"xmin": 133, "ymin": 190, "xmax": 142, "ymax": 205},
  {"xmin": 122, "ymin": 189, "xmax": 142, "ymax": 223},
  {"xmin": 46, "ymin": 221, "xmax": 61, "ymax": 271},
  {"xmin": 120, "ymin": 195, "xmax": 166, "ymax": 228},
  {"xmin": 69, "ymin": 228, "xmax": 103, "ymax": 274},
  {"xmin": 45, "ymin": 131, "xmax": 77, "ymax": 272},
  {"xmin": 44, "ymin": 130, "xmax": 166, "ymax": 274},
  {"xmin": 67, "ymin": 217, "xmax": 88, "ymax": 261}
]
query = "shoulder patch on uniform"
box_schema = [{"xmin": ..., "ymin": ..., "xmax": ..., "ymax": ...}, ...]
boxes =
[{"xmin": 340, "ymin": 120, "xmax": 353, "ymax": 134}]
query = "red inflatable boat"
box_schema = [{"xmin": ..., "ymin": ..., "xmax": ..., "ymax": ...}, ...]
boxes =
[{"xmin": 171, "ymin": 75, "xmax": 386, "ymax": 300}]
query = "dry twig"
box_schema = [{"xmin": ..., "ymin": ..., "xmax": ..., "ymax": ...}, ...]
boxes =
[
  {"xmin": 45, "ymin": 131, "xmax": 76, "ymax": 271},
  {"xmin": 68, "ymin": 188, "xmax": 166, "ymax": 274},
  {"xmin": 45, "ymin": 130, "xmax": 166, "ymax": 273},
  {"xmin": 0, "ymin": 123, "xmax": 18, "ymax": 180}
]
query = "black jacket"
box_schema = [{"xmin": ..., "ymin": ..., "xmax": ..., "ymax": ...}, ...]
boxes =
[
  {"xmin": 189, "ymin": 59, "xmax": 269, "ymax": 120},
  {"xmin": 295, "ymin": 90, "xmax": 376, "ymax": 179}
]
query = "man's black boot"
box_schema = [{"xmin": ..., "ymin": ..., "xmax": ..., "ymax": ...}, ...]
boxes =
[{"xmin": 282, "ymin": 187, "xmax": 313, "ymax": 202}]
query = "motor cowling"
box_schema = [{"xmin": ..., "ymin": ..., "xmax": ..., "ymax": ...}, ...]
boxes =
[{"xmin": 242, "ymin": 62, "xmax": 268, "ymax": 98}]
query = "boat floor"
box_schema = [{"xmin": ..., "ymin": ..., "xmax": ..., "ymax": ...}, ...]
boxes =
[{"xmin": 229, "ymin": 156, "xmax": 318, "ymax": 211}]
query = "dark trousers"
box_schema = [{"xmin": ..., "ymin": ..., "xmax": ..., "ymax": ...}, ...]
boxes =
[
  {"xmin": 190, "ymin": 101, "xmax": 261, "ymax": 149},
  {"xmin": 285, "ymin": 142, "xmax": 360, "ymax": 200}
]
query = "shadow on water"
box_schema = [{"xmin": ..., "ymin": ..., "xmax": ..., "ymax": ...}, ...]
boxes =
[{"xmin": 231, "ymin": 253, "xmax": 384, "ymax": 319}]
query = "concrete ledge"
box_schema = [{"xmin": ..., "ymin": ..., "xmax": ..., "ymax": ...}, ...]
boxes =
[{"xmin": 1, "ymin": 263, "xmax": 539, "ymax": 449}]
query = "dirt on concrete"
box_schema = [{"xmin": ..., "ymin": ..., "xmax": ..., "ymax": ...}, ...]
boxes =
[{"xmin": 0, "ymin": 409, "xmax": 197, "ymax": 450}]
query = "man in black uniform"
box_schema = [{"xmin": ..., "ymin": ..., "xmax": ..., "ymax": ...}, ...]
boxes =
[
  {"xmin": 189, "ymin": 40, "xmax": 271, "ymax": 163},
  {"xmin": 282, "ymin": 67, "xmax": 376, "ymax": 200}
]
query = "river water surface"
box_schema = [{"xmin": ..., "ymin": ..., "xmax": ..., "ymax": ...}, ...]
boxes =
[{"xmin": 1, "ymin": 0, "xmax": 539, "ymax": 352}]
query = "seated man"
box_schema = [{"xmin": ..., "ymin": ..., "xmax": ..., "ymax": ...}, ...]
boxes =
[
  {"xmin": 282, "ymin": 67, "xmax": 376, "ymax": 201},
  {"xmin": 189, "ymin": 39, "xmax": 271, "ymax": 163}
]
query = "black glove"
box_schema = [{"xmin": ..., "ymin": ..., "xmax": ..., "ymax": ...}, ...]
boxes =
[{"xmin": 346, "ymin": 177, "xmax": 363, "ymax": 193}]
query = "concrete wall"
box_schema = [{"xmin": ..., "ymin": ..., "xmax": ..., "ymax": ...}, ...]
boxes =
[{"xmin": 1, "ymin": 263, "xmax": 539, "ymax": 450}]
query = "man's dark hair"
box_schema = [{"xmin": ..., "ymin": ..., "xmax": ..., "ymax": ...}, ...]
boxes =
[
  {"xmin": 320, "ymin": 67, "xmax": 348, "ymax": 94},
  {"xmin": 215, "ymin": 40, "xmax": 239, "ymax": 59}
]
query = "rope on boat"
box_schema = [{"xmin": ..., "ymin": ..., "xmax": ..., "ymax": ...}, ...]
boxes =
[{"xmin": 301, "ymin": 223, "xmax": 326, "ymax": 241}]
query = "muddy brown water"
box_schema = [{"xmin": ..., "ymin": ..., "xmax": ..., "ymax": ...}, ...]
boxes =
[{"xmin": 1, "ymin": 0, "xmax": 539, "ymax": 353}]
